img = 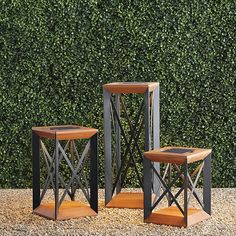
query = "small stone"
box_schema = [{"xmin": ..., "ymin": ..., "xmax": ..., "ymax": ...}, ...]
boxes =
[{"xmin": 0, "ymin": 189, "xmax": 235, "ymax": 235}]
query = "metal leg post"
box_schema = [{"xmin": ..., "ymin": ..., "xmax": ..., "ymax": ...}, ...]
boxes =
[
  {"xmin": 144, "ymin": 157, "xmax": 152, "ymax": 219},
  {"xmin": 144, "ymin": 90, "xmax": 150, "ymax": 152},
  {"xmin": 153, "ymin": 87, "xmax": 160, "ymax": 196},
  {"xmin": 32, "ymin": 131, "xmax": 40, "ymax": 210},
  {"xmin": 168, "ymin": 164, "xmax": 172, "ymax": 206},
  {"xmin": 90, "ymin": 133, "xmax": 98, "ymax": 213},
  {"xmin": 104, "ymin": 89, "xmax": 112, "ymax": 205},
  {"xmin": 183, "ymin": 162, "xmax": 188, "ymax": 226},
  {"xmin": 54, "ymin": 138, "xmax": 59, "ymax": 220},
  {"xmin": 70, "ymin": 140, "xmax": 76, "ymax": 201},
  {"xmin": 115, "ymin": 94, "xmax": 121, "ymax": 194},
  {"xmin": 203, "ymin": 153, "xmax": 211, "ymax": 215}
]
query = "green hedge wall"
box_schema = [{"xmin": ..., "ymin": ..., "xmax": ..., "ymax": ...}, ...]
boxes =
[{"xmin": 0, "ymin": 0, "xmax": 235, "ymax": 188}]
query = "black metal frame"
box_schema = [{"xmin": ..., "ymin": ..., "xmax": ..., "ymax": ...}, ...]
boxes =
[
  {"xmin": 32, "ymin": 131, "xmax": 98, "ymax": 219},
  {"xmin": 144, "ymin": 153, "xmax": 212, "ymax": 224},
  {"xmin": 110, "ymin": 96, "xmax": 145, "ymax": 194},
  {"xmin": 104, "ymin": 87, "xmax": 160, "ymax": 205}
]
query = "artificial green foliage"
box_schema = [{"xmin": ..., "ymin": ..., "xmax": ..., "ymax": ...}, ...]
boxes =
[{"xmin": 0, "ymin": 0, "xmax": 235, "ymax": 188}]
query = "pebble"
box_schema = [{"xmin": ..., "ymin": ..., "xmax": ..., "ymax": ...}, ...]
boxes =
[{"xmin": 0, "ymin": 189, "xmax": 235, "ymax": 235}]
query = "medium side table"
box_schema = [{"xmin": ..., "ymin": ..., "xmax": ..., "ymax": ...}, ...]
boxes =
[{"xmin": 32, "ymin": 125, "xmax": 98, "ymax": 220}]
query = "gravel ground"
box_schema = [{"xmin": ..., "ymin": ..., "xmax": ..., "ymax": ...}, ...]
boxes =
[{"xmin": 0, "ymin": 188, "xmax": 235, "ymax": 236}]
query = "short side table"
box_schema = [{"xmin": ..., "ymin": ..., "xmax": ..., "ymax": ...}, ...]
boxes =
[
  {"xmin": 32, "ymin": 125, "xmax": 98, "ymax": 220},
  {"xmin": 144, "ymin": 146, "xmax": 212, "ymax": 227}
]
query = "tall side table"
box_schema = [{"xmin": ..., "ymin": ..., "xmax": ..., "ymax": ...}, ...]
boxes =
[
  {"xmin": 103, "ymin": 82, "xmax": 160, "ymax": 208},
  {"xmin": 32, "ymin": 125, "xmax": 98, "ymax": 220}
]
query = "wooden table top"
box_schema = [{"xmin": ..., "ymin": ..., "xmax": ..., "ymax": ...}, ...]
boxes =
[
  {"xmin": 32, "ymin": 125, "xmax": 98, "ymax": 140},
  {"xmin": 144, "ymin": 146, "xmax": 212, "ymax": 164},
  {"xmin": 103, "ymin": 82, "xmax": 159, "ymax": 94}
]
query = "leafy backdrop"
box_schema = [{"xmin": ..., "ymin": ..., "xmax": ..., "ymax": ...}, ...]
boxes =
[{"xmin": 0, "ymin": 0, "xmax": 235, "ymax": 188}]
